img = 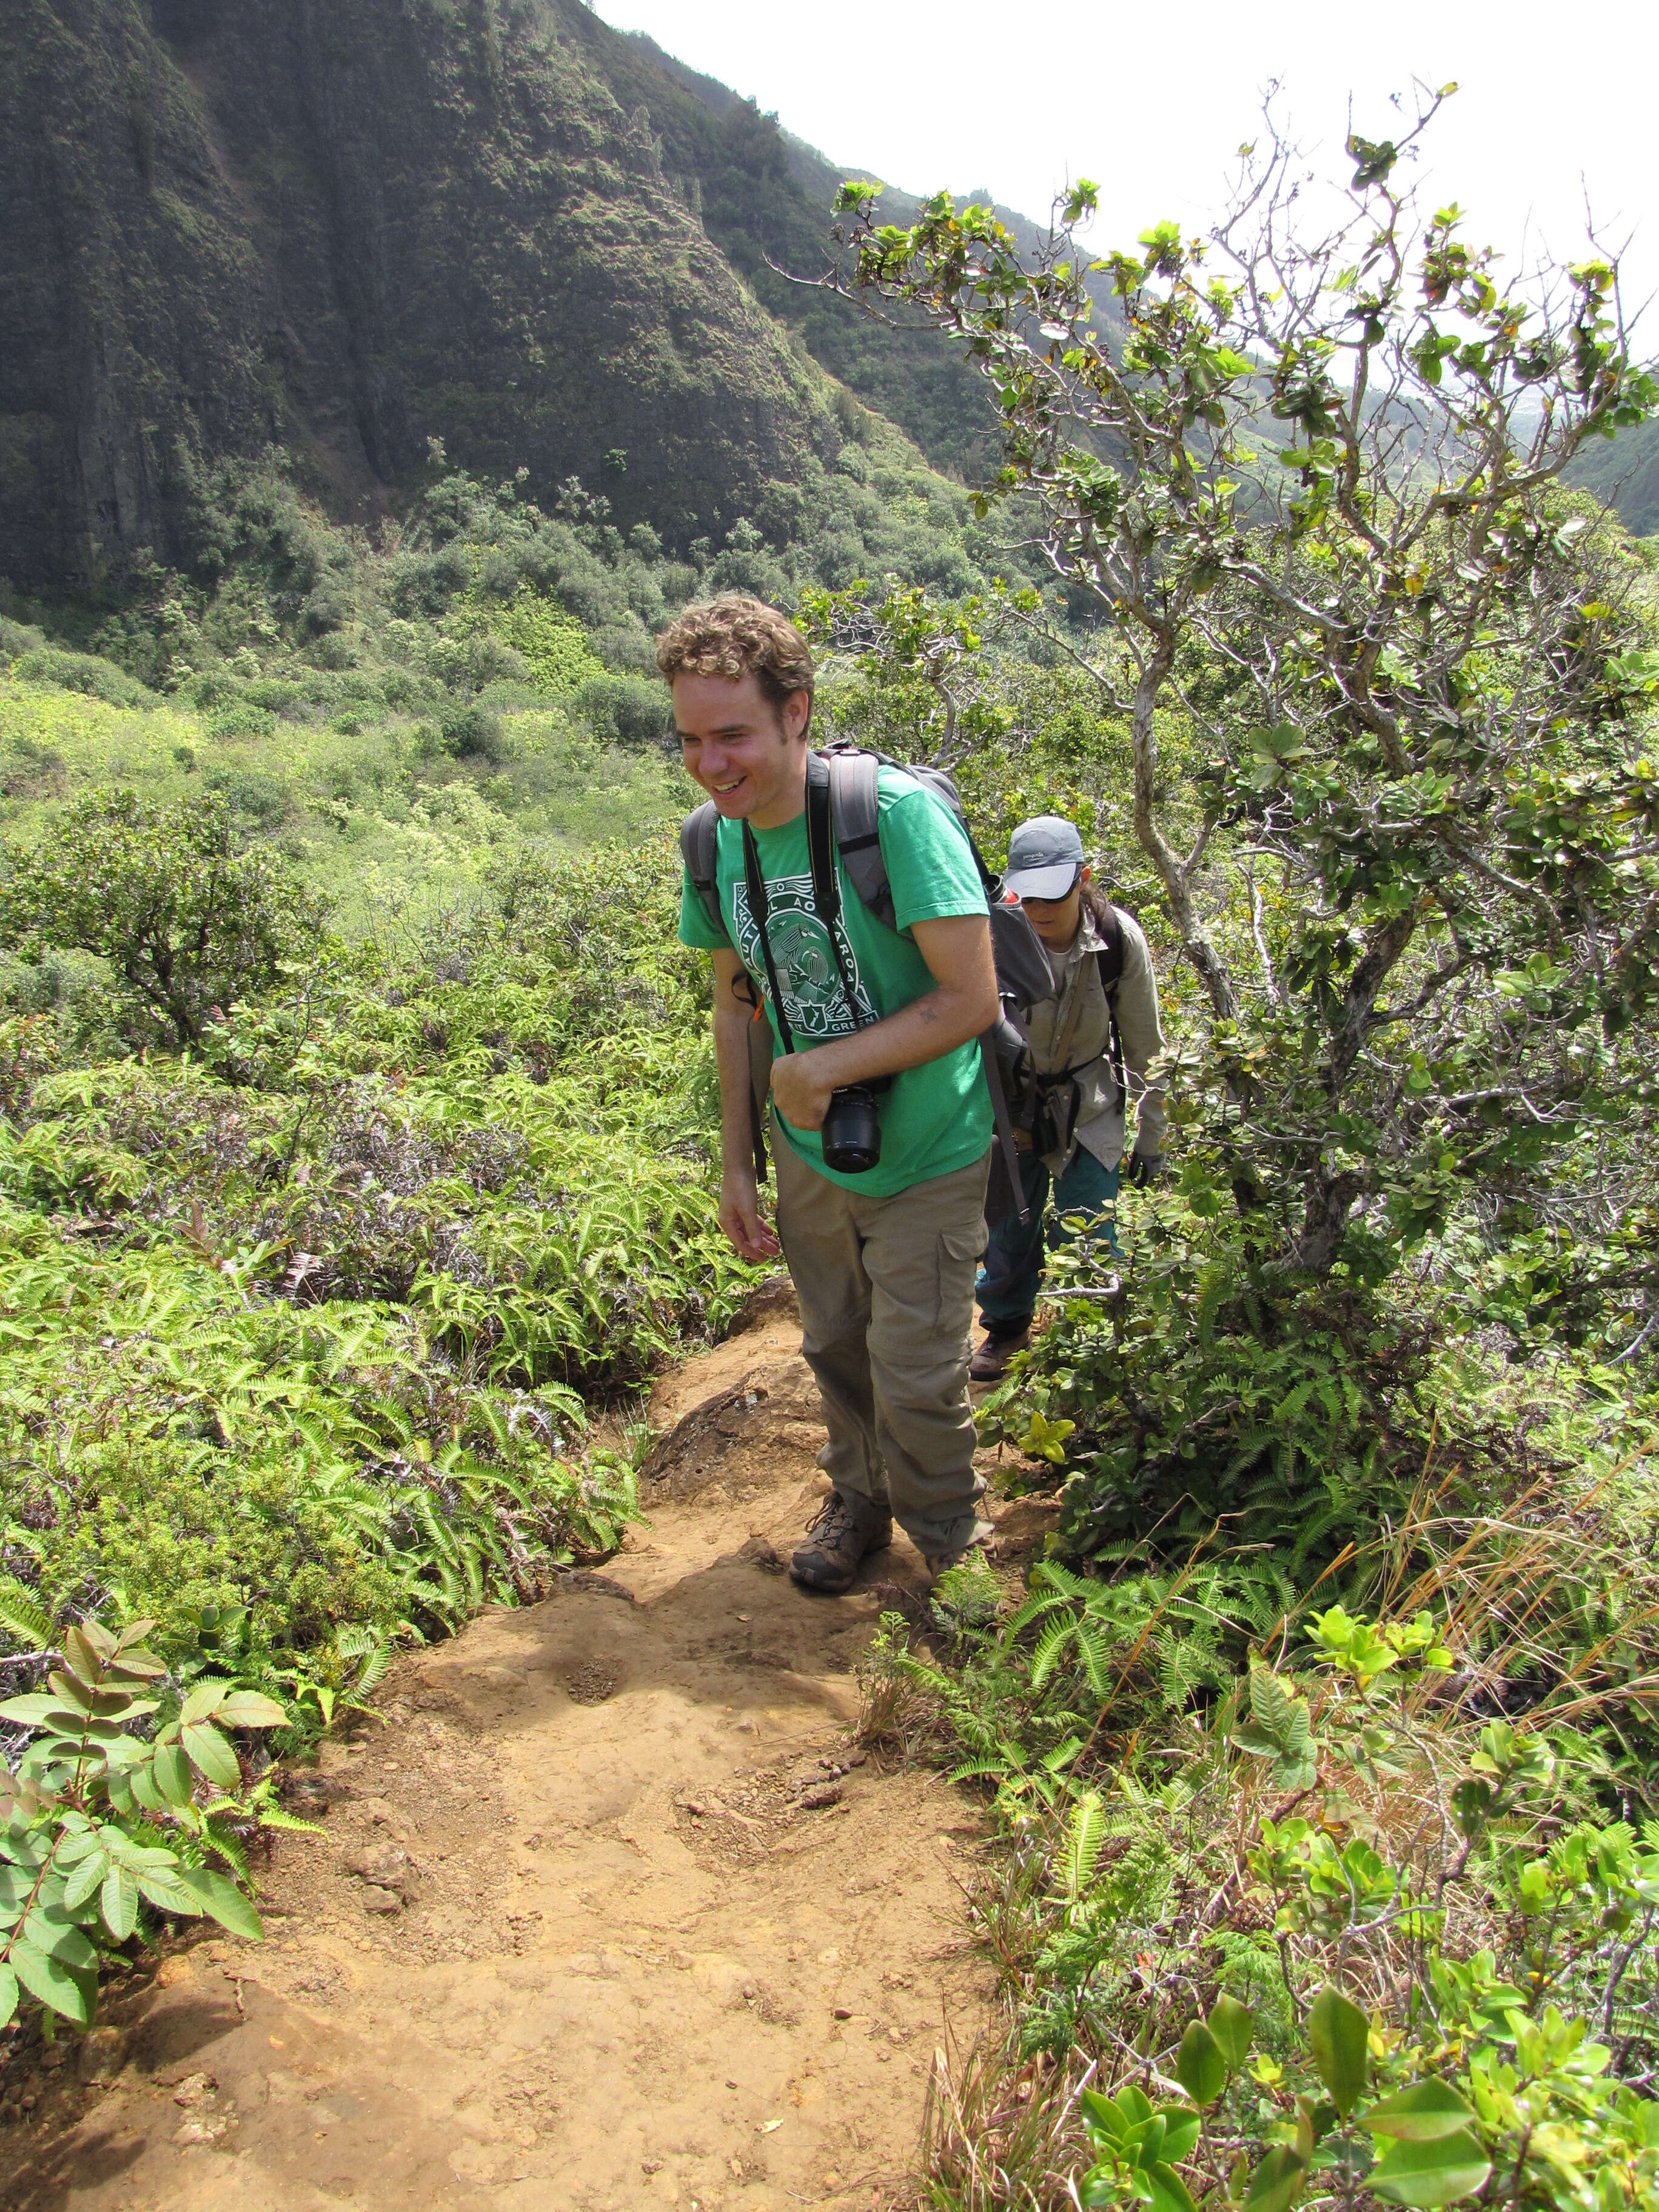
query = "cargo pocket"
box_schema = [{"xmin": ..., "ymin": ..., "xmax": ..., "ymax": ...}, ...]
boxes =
[{"xmin": 936, "ymin": 1221, "xmax": 989, "ymax": 1330}]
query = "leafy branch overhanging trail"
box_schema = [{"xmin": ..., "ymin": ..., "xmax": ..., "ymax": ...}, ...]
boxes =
[{"xmin": 833, "ymin": 93, "xmax": 1659, "ymax": 1282}]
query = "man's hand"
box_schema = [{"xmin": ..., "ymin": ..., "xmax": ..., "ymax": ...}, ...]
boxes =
[
  {"xmin": 769, "ymin": 1048, "xmax": 838, "ymax": 1132},
  {"xmin": 718, "ymin": 1171, "xmax": 780, "ymax": 1261},
  {"xmin": 1124, "ymin": 1147, "xmax": 1164, "ymax": 1189},
  {"xmin": 756, "ymin": 914, "xmax": 998, "ymax": 1124}
]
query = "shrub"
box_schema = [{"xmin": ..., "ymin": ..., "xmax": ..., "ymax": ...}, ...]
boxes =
[
  {"xmin": 204, "ymin": 767, "xmax": 290, "ymax": 828},
  {"xmin": 481, "ymin": 588, "xmax": 604, "ymax": 695},
  {"xmin": 573, "ymin": 672, "xmax": 669, "ymax": 747},
  {"xmin": 12, "ymin": 646, "xmax": 155, "ymax": 709},
  {"xmin": 0, "ymin": 790, "xmax": 323, "ymax": 1045},
  {"xmin": 440, "ymin": 701, "xmax": 506, "ymax": 763},
  {"xmin": 0, "ymin": 1606, "xmax": 292, "ymax": 2037},
  {"xmin": 207, "ymin": 699, "xmax": 278, "ymax": 741}
]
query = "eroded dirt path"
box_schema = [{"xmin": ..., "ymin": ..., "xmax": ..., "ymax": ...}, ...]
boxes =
[{"xmin": 2, "ymin": 1285, "xmax": 1051, "ymax": 2212}]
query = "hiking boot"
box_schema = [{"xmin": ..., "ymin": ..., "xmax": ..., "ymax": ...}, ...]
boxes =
[
  {"xmin": 789, "ymin": 1489, "xmax": 893, "ymax": 1595},
  {"xmin": 970, "ymin": 1326, "xmax": 1030, "ymax": 1382}
]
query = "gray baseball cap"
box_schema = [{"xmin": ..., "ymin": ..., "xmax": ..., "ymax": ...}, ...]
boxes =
[{"xmin": 1004, "ymin": 815, "xmax": 1085, "ymax": 901}]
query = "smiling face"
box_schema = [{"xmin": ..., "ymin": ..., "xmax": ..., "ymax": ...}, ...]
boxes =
[{"xmin": 672, "ymin": 671, "xmax": 811, "ymax": 828}]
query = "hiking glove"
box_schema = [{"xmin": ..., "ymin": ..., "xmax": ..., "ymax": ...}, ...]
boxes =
[{"xmin": 1124, "ymin": 1147, "xmax": 1164, "ymax": 1188}]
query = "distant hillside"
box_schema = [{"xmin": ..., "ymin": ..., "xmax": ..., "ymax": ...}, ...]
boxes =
[
  {"xmin": 0, "ymin": 2, "xmax": 883, "ymax": 591},
  {"xmin": 622, "ymin": 32, "xmax": 1131, "ymax": 470},
  {"xmin": 564, "ymin": 24, "xmax": 1010, "ymax": 484},
  {"xmin": 4, "ymin": 0, "xmax": 1091, "ymax": 598},
  {"xmin": 2, "ymin": 0, "xmax": 1141, "ymax": 600},
  {"xmin": 1566, "ymin": 414, "xmax": 1659, "ymax": 539}
]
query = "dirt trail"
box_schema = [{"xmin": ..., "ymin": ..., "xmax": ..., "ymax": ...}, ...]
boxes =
[{"xmin": 1, "ymin": 1282, "xmax": 1056, "ymax": 2212}]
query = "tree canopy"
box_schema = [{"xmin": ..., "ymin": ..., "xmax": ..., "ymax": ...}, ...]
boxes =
[{"xmin": 835, "ymin": 93, "xmax": 1659, "ymax": 1302}]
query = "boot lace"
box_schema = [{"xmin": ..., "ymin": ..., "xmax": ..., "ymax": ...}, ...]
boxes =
[
  {"xmin": 804, "ymin": 1490, "xmax": 883, "ymax": 1541},
  {"xmin": 805, "ymin": 1491, "xmax": 859, "ymax": 1541}
]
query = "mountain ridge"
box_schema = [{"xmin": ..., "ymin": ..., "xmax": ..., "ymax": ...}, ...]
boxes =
[{"xmin": 0, "ymin": 0, "xmax": 1013, "ymax": 595}]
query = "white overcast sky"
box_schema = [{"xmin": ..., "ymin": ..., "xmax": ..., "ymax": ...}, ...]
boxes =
[{"xmin": 594, "ymin": 0, "xmax": 1655, "ymax": 332}]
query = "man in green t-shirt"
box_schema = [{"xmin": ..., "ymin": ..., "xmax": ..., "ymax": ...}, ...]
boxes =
[{"xmin": 662, "ymin": 594, "xmax": 998, "ymax": 1594}]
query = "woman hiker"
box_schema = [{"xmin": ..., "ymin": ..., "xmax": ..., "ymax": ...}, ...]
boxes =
[{"xmin": 970, "ymin": 814, "xmax": 1168, "ymax": 1382}]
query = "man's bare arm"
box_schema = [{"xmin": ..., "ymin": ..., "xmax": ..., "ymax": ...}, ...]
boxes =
[
  {"xmin": 711, "ymin": 947, "xmax": 780, "ymax": 1260},
  {"xmin": 769, "ymin": 914, "xmax": 998, "ymax": 1133}
]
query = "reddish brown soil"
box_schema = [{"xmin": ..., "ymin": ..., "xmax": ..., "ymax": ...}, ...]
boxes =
[{"xmin": 0, "ymin": 1284, "xmax": 1056, "ymax": 2211}]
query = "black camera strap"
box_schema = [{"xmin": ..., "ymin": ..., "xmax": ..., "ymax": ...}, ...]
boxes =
[
  {"xmin": 804, "ymin": 758, "xmax": 873, "ymax": 1037},
  {"xmin": 742, "ymin": 776, "xmax": 874, "ymax": 1054},
  {"xmin": 740, "ymin": 819, "xmax": 795, "ymax": 1054}
]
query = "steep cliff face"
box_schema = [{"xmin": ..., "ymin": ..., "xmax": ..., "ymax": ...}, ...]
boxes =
[
  {"xmin": 563, "ymin": 21, "xmax": 1005, "ymax": 486},
  {"xmin": 0, "ymin": 0, "xmax": 274, "ymax": 589},
  {"xmin": 0, "ymin": 0, "xmax": 845, "ymax": 588}
]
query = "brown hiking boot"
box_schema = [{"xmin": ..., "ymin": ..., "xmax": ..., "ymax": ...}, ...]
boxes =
[
  {"xmin": 969, "ymin": 1326, "xmax": 1030, "ymax": 1382},
  {"xmin": 789, "ymin": 1489, "xmax": 892, "ymax": 1595}
]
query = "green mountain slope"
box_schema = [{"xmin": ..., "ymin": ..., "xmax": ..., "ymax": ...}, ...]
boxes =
[
  {"xmin": 597, "ymin": 28, "xmax": 1007, "ymax": 482},
  {"xmin": 1, "ymin": 0, "xmax": 852, "ymax": 589},
  {"xmin": 1566, "ymin": 414, "xmax": 1659, "ymax": 539},
  {"xmin": 0, "ymin": 0, "xmax": 1138, "ymax": 599}
]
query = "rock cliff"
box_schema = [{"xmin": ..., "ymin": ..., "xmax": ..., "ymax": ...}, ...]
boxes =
[{"xmin": 1, "ymin": 0, "xmax": 858, "ymax": 588}]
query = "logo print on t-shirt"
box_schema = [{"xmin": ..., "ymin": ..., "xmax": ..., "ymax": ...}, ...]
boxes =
[{"xmin": 729, "ymin": 872, "xmax": 877, "ymax": 1043}]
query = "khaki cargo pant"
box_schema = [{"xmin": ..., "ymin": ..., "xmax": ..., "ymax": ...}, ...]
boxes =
[{"xmin": 772, "ymin": 1125, "xmax": 991, "ymax": 1557}]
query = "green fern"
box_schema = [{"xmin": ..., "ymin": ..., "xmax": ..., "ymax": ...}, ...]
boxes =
[
  {"xmin": 1062, "ymin": 1789, "xmax": 1107, "ymax": 1908},
  {"xmin": 0, "ymin": 1578, "xmax": 52, "ymax": 1650}
]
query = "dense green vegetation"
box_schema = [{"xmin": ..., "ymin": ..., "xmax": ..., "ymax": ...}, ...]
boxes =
[
  {"xmin": 823, "ymin": 581, "xmax": 1659, "ymax": 2201},
  {"xmin": 6, "ymin": 424, "xmax": 1659, "ymax": 2204},
  {"xmin": 814, "ymin": 105, "xmax": 1659, "ymax": 2210},
  {"xmin": 0, "ymin": 466, "xmax": 768, "ymax": 2017},
  {"xmin": 0, "ymin": 416, "xmax": 1000, "ymax": 1805},
  {"xmin": 4, "ymin": 40, "xmax": 1659, "ymax": 2211}
]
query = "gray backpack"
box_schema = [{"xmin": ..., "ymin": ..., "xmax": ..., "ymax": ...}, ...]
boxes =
[{"xmin": 680, "ymin": 744, "xmax": 1058, "ymax": 1222}]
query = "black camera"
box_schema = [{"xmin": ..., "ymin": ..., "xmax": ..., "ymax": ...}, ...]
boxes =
[{"xmin": 821, "ymin": 1082, "xmax": 883, "ymax": 1173}]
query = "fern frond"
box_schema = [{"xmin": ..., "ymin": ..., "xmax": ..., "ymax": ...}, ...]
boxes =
[
  {"xmin": 1064, "ymin": 1788, "xmax": 1107, "ymax": 1903},
  {"xmin": 1005, "ymin": 1592, "xmax": 1068, "ymax": 1640},
  {"xmin": 0, "ymin": 1580, "xmax": 54, "ymax": 1649},
  {"xmin": 256, "ymin": 1806, "xmax": 327, "ymax": 1834},
  {"xmin": 948, "ymin": 1757, "xmax": 1016, "ymax": 1786},
  {"xmin": 1034, "ymin": 1561, "xmax": 1094, "ymax": 1600},
  {"xmin": 1030, "ymin": 1615, "xmax": 1076, "ymax": 1689},
  {"xmin": 1073, "ymin": 1617, "xmax": 1115, "ymax": 1700},
  {"xmin": 204, "ymin": 1823, "xmax": 252, "ymax": 1882}
]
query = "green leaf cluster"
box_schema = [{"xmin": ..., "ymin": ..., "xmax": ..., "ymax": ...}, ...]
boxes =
[{"xmin": 0, "ymin": 1606, "xmax": 292, "ymax": 2034}]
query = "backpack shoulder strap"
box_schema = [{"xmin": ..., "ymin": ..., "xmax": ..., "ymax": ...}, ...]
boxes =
[
  {"xmin": 1093, "ymin": 904, "xmax": 1127, "ymax": 1111},
  {"xmin": 1093, "ymin": 902, "xmax": 1124, "ymax": 998},
  {"xmin": 822, "ymin": 749, "xmax": 995, "ymax": 933},
  {"xmin": 804, "ymin": 752, "xmax": 842, "ymax": 924},
  {"xmin": 679, "ymin": 800, "xmax": 726, "ymax": 940},
  {"xmin": 825, "ymin": 752, "xmax": 895, "ymax": 930}
]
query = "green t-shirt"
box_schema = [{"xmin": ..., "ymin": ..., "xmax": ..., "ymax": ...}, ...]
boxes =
[{"xmin": 679, "ymin": 766, "xmax": 993, "ymax": 1195}]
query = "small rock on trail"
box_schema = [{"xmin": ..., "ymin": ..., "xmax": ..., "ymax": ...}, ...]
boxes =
[{"xmin": 0, "ymin": 1284, "xmax": 1059, "ymax": 2211}]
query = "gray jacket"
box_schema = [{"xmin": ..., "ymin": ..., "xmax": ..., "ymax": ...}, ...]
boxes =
[{"xmin": 1022, "ymin": 905, "xmax": 1166, "ymax": 1173}]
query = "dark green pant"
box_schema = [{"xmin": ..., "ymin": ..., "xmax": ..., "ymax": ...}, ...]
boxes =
[{"xmin": 976, "ymin": 1147, "xmax": 1119, "ymax": 1334}]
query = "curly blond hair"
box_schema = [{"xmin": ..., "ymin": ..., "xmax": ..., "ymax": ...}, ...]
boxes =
[{"xmin": 654, "ymin": 593, "xmax": 813, "ymax": 711}]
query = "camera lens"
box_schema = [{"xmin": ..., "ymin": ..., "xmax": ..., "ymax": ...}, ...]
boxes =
[{"xmin": 820, "ymin": 1084, "xmax": 882, "ymax": 1173}]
